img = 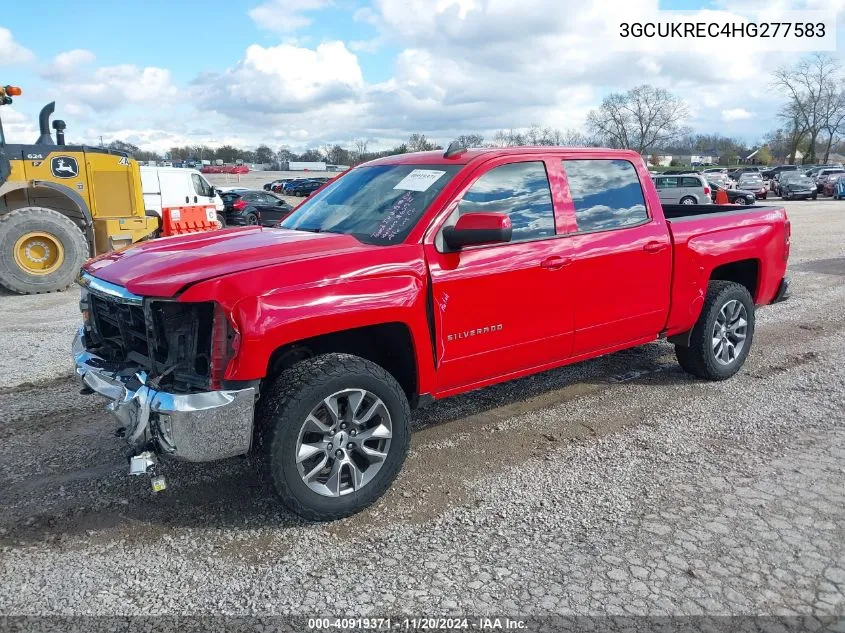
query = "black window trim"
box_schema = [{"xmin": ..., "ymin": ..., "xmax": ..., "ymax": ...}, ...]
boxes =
[{"xmin": 435, "ymin": 158, "xmax": 557, "ymax": 253}]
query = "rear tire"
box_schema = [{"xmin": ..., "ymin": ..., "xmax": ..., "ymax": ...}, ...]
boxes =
[
  {"xmin": 256, "ymin": 354, "xmax": 411, "ymax": 521},
  {"xmin": 215, "ymin": 213, "xmax": 226, "ymax": 229},
  {"xmin": 680, "ymin": 196, "xmax": 696, "ymax": 205},
  {"xmin": 0, "ymin": 206, "xmax": 89, "ymax": 294},
  {"xmin": 675, "ymin": 281, "xmax": 755, "ymax": 381}
]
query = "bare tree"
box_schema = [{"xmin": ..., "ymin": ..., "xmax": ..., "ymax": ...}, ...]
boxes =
[
  {"xmin": 491, "ymin": 129, "xmax": 525, "ymax": 146},
  {"xmin": 406, "ymin": 133, "xmax": 439, "ymax": 152},
  {"xmin": 819, "ymin": 83, "xmax": 845, "ymax": 163},
  {"xmin": 353, "ymin": 138, "xmax": 369, "ymax": 162},
  {"xmin": 454, "ymin": 133, "xmax": 485, "ymax": 148},
  {"xmin": 773, "ymin": 53, "xmax": 844, "ymax": 164},
  {"xmin": 586, "ymin": 84, "xmax": 690, "ymax": 154}
]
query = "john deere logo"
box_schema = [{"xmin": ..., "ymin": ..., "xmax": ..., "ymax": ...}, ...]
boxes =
[{"xmin": 50, "ymin": 156, "xmax": 78, "ymax": 179}]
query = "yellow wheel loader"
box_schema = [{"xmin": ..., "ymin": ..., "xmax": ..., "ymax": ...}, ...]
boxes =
[{"xmin": 0, "ymin": 85, "xmax": 159, "ymax": 294}]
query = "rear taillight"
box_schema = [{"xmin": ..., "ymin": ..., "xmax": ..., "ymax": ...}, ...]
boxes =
[
  {"xmin": 210, "ymin": 305, "xmax": 237, "ymax": 390},
  {"xmin": 703, "ymin": 186, "xmax": 710, "ymax": 195},
  {"xmin": 232, "ymin": 199, "xmax": 247, "ymax": 211}
]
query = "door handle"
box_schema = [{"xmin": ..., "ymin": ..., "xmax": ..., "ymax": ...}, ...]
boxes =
[
  {"xmin": 185, "ymin": 196, "xmax": 189, "ymax": 203},
  {"xmin": 194, "ymin": 196, "xmax": 198, "ymax": 203},
  {"xmin": 643, "ymin": 241, "xmax": 667, "ymax": 253},
  {"xmin": 540, "ymin": 256, "xmax": 571, "ymax": 270}
]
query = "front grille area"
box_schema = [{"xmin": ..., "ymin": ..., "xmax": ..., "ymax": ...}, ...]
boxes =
[{"xmin": 86, "ymin": 292, "xmax": 215, "ymax": 392}]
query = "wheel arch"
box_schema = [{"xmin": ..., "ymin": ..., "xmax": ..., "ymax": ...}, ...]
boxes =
[
  {"xmin": 0, "ymin": 180, "xmax": 95, "ymax": 248},
  {"xmin": 668, "ymin": 260, "xmax": 760, "ymax": 347},
  {"xmin": 709, "ymin": 258, "xmax": 760, "ymax": 301},
  {"xmin": 265, "ymin": 322, "xmax": 421, "ymax": 407}
]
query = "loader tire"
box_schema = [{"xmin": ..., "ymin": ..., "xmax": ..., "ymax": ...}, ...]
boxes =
[{"xmin": 0, "ymin": 207, "xmax": 89, "ymax": 294}]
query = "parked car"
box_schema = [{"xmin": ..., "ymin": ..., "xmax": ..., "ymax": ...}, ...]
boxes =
[
  {"xmin": 708, "ymin": 181, "xmax": 755, "ymax": 205},
  {"xmin": 220, "ymin": 190, "xmax": 294, "ymax": 227},
  {"xmin": 779, "ymin": 172, "xmax": 817, "ymax": 200},
  {"xmin": 215, "ymin": 186, "xmax": 250, "ymax": 194},
  {"xmin": 652, "ymin": 174, "xmax": 712, "ymax": 205},
  {"xmin": 822, "ymin": 173, "xmax": 845, "ymax": 197},
  {"xmin": 737, "ymin": 174, "xmax": 767, "ymax": 199},
  {"xmin": 271, "ymin": 179, "xmax": 295, "ymax": 193},
  {"xmin": 264, "ymin": 180, "xmax": 285, "ymax": 191},
  {"xmin": 728, "ymin": 166, "xmax": 761, "ymax": 181},
  {"xmin": 74, "ymin": 147, "xmax": 791, "ymax": 521},
  {"xmin": 813, "ymin": 168, "xmax": 845, "ymax": 193},
  {"xmin": 284, "ymin": 179, "xmax": 325, "ymax": 197},
  {"xmin": 761, "ymin": 165, "xmax": 797, "ymax": 180}
]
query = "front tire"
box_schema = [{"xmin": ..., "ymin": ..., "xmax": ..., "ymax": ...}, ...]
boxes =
[
  {"xmin": 256, "ymin": 354, "xmax": 411, "ymax": 521},
  {"xmin": 0, "ymin": 207, "xmax": 89, "ymax": 294},
  {"xmin": 675, "ymin": 281, "xmax": 755, "ymax": 381}
]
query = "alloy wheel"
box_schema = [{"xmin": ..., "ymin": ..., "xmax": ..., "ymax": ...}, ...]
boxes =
[
  {"xmin": 295, "ymin": 389, "xmax": 393, "ymax": 497},
  {"xmin": 712, "ymin": 299, "xmax": 748, "ymax": 366}
]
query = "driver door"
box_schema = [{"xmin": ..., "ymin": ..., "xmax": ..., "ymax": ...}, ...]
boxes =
[{"xmin": 424, "ymin": 157, "xmax": 575, "ymax": 395}]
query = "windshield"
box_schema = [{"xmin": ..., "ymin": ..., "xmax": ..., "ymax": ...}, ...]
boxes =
[{"xmin": 280, "ymin": 164, "xmax": 461, "ymax": 245}]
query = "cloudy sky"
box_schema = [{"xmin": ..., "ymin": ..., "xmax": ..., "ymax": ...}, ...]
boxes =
[{"xmin": 1, "ymin": 0, "xmax": 843, "ymax": 153}]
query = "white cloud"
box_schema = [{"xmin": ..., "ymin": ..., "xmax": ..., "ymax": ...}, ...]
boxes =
[
  {"xmin": 0, "ymin": 106, "xmax": 38, "ymax": 143},
  {"xmin": 0, "ymin": 27, "xmax": 33, "ymax": 65},
  {"xmin": 194, "ymin": 41, "xmax": 363, "ymax": 115},
  {"xmin": 45, "ymin": 63, "xmax": 179, "ymax": 111},
  {"xmin": 41, "ymin": 49, "xmax": 96, "ymax": 79},
  {"xmin": 348, "ymin": 38, "xmax": 383, "ymax": 53},
  {"xmin": 722, "ymin": 108, "xmax": 754, "ymax": 122},
  {"xmin": 249, "ymin": 0, "xmax": 333, "ymax": 32}
]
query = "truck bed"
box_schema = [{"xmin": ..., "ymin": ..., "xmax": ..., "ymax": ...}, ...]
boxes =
[{"xmin": 662, "ymin": 204, "xmax": 783, "ymax": 221}]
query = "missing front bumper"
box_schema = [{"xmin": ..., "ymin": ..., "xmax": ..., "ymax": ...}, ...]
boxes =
[{"xmin": 73, "ymin": 327, "xmax": 256, "ymax": 462}]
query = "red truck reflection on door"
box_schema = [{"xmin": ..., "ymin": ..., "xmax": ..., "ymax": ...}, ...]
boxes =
[{"xmin": 75, "ymin": 147, "xmax": 790, "ymax": 521}]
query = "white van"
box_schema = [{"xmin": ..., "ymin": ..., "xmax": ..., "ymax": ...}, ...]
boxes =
[{"xmin": 140, "ymin": 167, "xmax": 224, "ymax": 222}]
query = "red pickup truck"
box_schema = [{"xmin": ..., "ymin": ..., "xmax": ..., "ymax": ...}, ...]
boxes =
[{"xmin": 73, "ymin": 147, "xmax": 790, "ymax": 520}]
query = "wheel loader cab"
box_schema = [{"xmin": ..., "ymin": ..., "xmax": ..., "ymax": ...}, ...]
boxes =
[{"xmin": 0, "ymin": 96, "xmax": 159, "ymax": 293}]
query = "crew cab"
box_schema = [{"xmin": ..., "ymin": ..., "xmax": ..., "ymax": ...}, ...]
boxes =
[{"xmin": 73, "ymin": 147, "xmax": 791, "ymax": 521}]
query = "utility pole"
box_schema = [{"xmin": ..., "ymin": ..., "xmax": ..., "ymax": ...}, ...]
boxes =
[{"xmin": 99, "ymin": 135, "xmax": 104, "ymax": 147}]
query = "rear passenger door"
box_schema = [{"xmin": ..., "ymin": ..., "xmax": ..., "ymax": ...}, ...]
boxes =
[
  {"xmin": 560, "ymin": 159, "xmax": 672, "ymax": 355},
  {"xmin": 425, "ymin": 158, "xmax": 575, "ymax": 394}
]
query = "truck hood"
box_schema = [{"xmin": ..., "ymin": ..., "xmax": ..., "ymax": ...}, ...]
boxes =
[{"xmin": 83, "ymin": 227, "xmax": 369, "ymax": 297}]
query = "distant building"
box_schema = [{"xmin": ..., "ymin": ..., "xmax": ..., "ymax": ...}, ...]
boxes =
[{"xmin": 289, "ymin": 161, "xmax": 328, "ymax": 171}]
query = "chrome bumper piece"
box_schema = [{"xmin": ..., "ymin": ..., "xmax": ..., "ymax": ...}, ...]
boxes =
[{"xmin": 73, "ymin": 327, "xmax": 255, "ymax": 462}]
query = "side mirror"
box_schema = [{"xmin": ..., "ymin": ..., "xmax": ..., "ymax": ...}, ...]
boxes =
[{"xmin": 442, "ymin": 212, "xmax": 512, "ymax": 250}]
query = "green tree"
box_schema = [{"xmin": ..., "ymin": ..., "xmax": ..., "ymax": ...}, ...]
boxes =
[{"xmin": 756, "ymin": 146, "xmax": 773, "ymax": 165}]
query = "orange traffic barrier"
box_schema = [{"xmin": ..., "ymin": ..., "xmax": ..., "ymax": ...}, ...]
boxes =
[
  {"xmin": 161, "ymin": 206, "xmax": 219, "ymax": 236},
  {"xmin": 715, "ymin": 188, "xmax": 729, "ymax": 204}
]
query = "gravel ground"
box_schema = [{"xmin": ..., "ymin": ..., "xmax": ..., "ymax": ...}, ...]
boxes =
[{"xmin": 0, "ymin": 200, "xmax": 843, "ymax": 621}]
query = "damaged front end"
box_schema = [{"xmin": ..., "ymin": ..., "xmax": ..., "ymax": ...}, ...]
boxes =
[{"xmin": 73, "ymin": 273, "xmax": 256, "ymax": 475}]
